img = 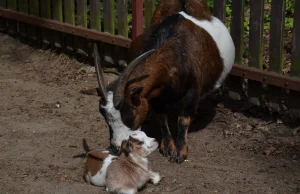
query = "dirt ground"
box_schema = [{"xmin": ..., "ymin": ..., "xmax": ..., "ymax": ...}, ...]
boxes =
[{"xmin": 0, "ymin": 32, "xmax": 300, "ymax": 194}]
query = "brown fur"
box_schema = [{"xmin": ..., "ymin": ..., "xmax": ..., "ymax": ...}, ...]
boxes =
[
  {"xmin": 127, "ymin": 0, "xmax": 211, "ymax": 62},
  {"xmin": 114, "ymin": 0, "xmax": 223, "ymax": 164},
  {"xmin": 124, "ymin": 19, "xmax": 223, "ymax": 129},
  {"xmin": 85, "ymin": 151, "xmax": 109, "ymax": 176}
]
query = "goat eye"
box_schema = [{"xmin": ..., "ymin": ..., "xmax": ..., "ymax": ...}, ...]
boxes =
[{"xmin": 138, "ymin": 141, "xmax": 144, "ymax": 145}]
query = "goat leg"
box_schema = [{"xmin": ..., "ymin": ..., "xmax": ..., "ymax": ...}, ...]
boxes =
[
  {"xmin": 172, "ymin": 89, "xmax": 200, "ymax": 164},
  {"xmin": 157, "ymin": 114, "xmax": 176, "ymax": 158},
  {"xmin": 172, "ymin": 116, "xmax": 191, "ymax": 164}
]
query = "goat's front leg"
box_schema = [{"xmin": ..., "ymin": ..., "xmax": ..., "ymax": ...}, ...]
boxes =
[
  {"xmin": 157, "ymin": 114, "xmax": 176, "ymax": 159},
  {"xmin": 172, "ymin": 89, "xmax": 200, "ymax": 164}
]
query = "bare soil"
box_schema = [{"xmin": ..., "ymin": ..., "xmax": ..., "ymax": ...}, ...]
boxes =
[{"xmin": 0, "ymin": 33, "xmax": 300, "ymax": 194}]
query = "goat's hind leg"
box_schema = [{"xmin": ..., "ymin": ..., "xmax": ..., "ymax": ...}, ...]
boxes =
[
  {"xmin": 157, "ymin": 114, "xmax": 176, "ymax": 159},
  {"xmin": 172, "ymin": 89, "xmax": 200, "ymax": 164}
]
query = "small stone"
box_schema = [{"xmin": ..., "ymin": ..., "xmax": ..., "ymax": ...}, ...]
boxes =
[
  {"xmin": 276, "ymin": 119, "xmax": 283, "ymax": 124},
  {"xmin": 55, "ymin": 102, "xmax": 61, "ymax": 108},
  {"xmin": 233, "ymin": 112, "xmax": 240, "ymax": 118},
  {"xmin": 236, "ymin": 124, "xmax": 242, "ymax": 129},
  {"xmin": 69, "ymin": 145, "xmax": 77, "ymax": 148},
  {"xmin": 292, "ymin": 154, "xmax": 297, "ymax": 159},
  {"xmin": 264, "ymin": 147, "xmax": 276, "ymax": 156},
  {"xmin": 207, "ymin": 149, "xmax": 213, "ymax": 153},
  {"xmin": 240, "ymin": 131, "xmax": 253, "ymax": 138},
  {"xmin": 32, "ymin": 131, "xmax": 36, "ymax": 134},
  {"xmin": 245, "ymin": 124, "xmax": 253, "ymax": 131},
  {"xmin": 224, "ymin": 129, "xmax": 234, "ymax": 135},
  {"xmin": 292, "ymin": 128, "xmax": 299, "ymax": 136},
  {"xmin": 217, "ymin": 103, "xmax": 224, "ymax": 108},
  {"xmin": 267, "ymin": 139, "xmax": 274, "ymax": 144}
]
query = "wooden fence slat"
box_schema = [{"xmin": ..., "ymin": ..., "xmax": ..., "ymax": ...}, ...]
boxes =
[
  {"xmin": 0, "ymin": 0, "xmax": 7, "ymax": 31},
  {"xmin": 7, "ymin": 0, "xmax": 17, "ymax": 35},
  {"xmin": 226, "ymin": 0, "xmax": 245, "ymax": 101},
  {"xmin": 28, "ymin": 0, "xmax": 40, "ymax": 41},
  {"xmin": 269, "ymin": 0, "xmax": 286, "ymax": 73},
  {"xmin": 76, "ymin": 0, "xmax": 87, "ymax": 55},
  {"xmin": 291, "ymin": 0, "xmax": 300, "ymax": 77},
  {"xmin": 132, "ymin": 0, "xmax": 143, "ymax": 40},
  {"xmin": 213, "ymin": 0, "xmax": 226, "ymax": 22},
  {"xmin": 117, "ymin": 0, "xmax": 128, "ymax": 37},
  {"xmin": 144, "ymin": 0, "xmax": 155, "ymax": 28},
  {"xmin": 247, "ymin": 0, "xmax": 265, "ymax": 107},
  {"xmin": 267, "ymin": 0, "xmax": 286, "ymax": 112},
  {"xmin": 230, "ymin": 0, "xmax": 245, "ymax": 64},
  {"xmin": 248, "ymin": 0, "xmax": 264, "ymax": 69},
  {"xmin": 53, "ymin": 0, "xmax": 63, "ymax": 48},
  {"xmin": 104, "ymin": 0, "xmax": 115, "ymax": 34},
  {"xmin": 64, "ymin": 0, "xmax": 75, "ymax": 51},
  {"xmin": 40, "ymin": 0, "xmax": 52, "ymax": 45},
  {"xmin": 17, "ymin": 0, "xmax": 28, "ymax": 38},
  {"xmin": 116, "ymin": 0, "xmax": 128, "ymax": 69},
  {"xmin": 103, "ymin": 0, "xmax": 116, "ymax": 67},
  {"xmin": 90, "ymin": 0, "xmax": 101, "ymax": 31}
]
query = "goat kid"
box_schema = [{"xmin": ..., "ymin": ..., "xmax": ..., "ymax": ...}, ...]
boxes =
[
  {"xmin": 109, "ymin": 0, "xmax": 235, "ymax": 164},
  {"xmin": 84, "ymin": 135, "xmax": 160, "ymax": 194}
]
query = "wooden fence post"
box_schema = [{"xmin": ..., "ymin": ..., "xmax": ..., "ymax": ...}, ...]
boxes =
[
  {"xmin": 17, "ymin": 0, "xmax": 28, "ymax": 38},
  {"xmin": 40, "ymin": 0, "xmax": 52, "ymax": 45},
  {"xmin": 53, "ymin": 0, "xmax": 63, "ymax": 48},
  {"xmin": 64, "ymin": 0, "xmax": 75, "ymax": 51},
  {"xmin": 291, "ymin": 0, "xmax": 300, "ymax": 77},
  {"xmin": 248, "ymin": 0, "xmax": 265, "ymax": 106},
  {"xmin": 269, "ymin": 0, "xmax": 286, "ymax": 73},
  {"xmin": 7, "ymin": 0, "xmax": 17, "ymax": 35},
  {"xmin": 267, "ymin": 0, "xmax": 286, "ymax": 112},
  {"xmin": 28, "ymin": 0, "xmax": 40, "ymax": 42},
  {"xmin": 213, "ymin": 0, "xmax": 226, "ymax": 22},
  {"xmin": 144, "ymin": 0, "xmax": 155, "ymax": 28},
  {"xmin": 132, "ymin": 0, "xmax": 143, "ymax": 40},
  {"xmin": 76, "ymin": 0, "xmax": 87, "ymax": 55}
]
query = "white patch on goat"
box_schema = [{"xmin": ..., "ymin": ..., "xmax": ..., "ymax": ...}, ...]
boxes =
[
  {"xmin": 178, "ymin": 11, "xmax": 235, "ymax": 89},
  {"xmin": 100, "ymin": 91, "xmax": 158, "ymax": 149},
  {"xmin": 86, "ymin": 153, "xmax": 117, "ymax": 187}
]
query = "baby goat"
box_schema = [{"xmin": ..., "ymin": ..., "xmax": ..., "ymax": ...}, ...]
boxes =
[
  {"xmin": 84, "ymin": 134, "xmax": 160, "ymax": 194},
  {"xmin": 108, "ymin": 0, "xmax": 235, "ymax": 164}
]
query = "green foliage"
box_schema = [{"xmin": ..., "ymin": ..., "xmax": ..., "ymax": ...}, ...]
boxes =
[{"xmin": 206, "ymin": 0, "xmax": 294, "ymax": 31}]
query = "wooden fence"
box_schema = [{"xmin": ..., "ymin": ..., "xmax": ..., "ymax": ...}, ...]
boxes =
[{"xmin": 0, "ymin": 0, "xmax": 300, "ymax": 117}]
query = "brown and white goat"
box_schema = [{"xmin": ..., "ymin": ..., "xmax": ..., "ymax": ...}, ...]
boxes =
[
  {"xmin": 84, "ymin": 134, "xmax": 160, "ymax": 194},
  {"xmin": 107, "ymin": 0, "xmax": 235, "ymax": 164}
]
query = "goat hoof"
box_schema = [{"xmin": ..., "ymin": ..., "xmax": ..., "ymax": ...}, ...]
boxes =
[
  {"xmin": 159, "ymin": 138, "xmax": 176, "ymax": 158},
  {"xmin": 175, "ymin": 157, "xmax": 185, "ymax": 164}
]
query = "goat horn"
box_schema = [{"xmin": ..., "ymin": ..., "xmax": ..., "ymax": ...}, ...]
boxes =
[
  {"xmin": 93, "ymin": 43, "xmax": 108, "ymax": 105},
  {"xmin": 113, "ymin": 49, "xmax": 155, "ymax": 109}
]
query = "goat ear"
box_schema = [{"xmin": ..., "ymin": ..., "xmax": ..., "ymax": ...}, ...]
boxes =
[
  {"xmin": 120, "ymin": 140, "xmax": 131, "ymax": 155},
  {"xmin": 130, "ymin": 87, "xmax": 143, "ymax": 106}
]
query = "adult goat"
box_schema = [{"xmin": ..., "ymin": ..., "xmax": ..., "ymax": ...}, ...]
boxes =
[{"xmin": 96, "ymin": 0, "xmax": 235, "ymax": 164}]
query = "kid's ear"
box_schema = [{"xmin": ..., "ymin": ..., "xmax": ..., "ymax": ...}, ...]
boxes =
[
  {"xmin": 130, "ymin": 87, "xmax": 143, "ymax": 107},
  {"xmin": 119, "ymin": 139, "xmax": 132, "ymax": 156}
]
